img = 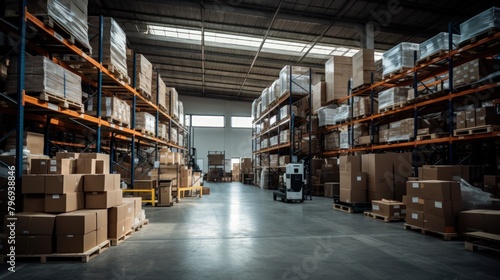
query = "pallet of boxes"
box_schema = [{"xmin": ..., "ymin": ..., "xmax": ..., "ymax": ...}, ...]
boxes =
[{"xmin": 1, "ymin": 152, "xmax": 148, "ymax": 263}]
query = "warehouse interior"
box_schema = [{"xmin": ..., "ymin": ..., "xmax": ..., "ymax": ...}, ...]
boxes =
[{"xmin": 0, "ymin": 0, "xmax": 500, "ymax": 279}]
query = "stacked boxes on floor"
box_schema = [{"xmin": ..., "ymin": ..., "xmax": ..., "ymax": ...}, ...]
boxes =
[
  {"xmin": 459, "ymin": 210, "xmax": 500, "ymax": 234},
  {"xmin": 12, "ymin": 153, "xmax": 148, "ymax": 255},
  {"xmin": 371, "ymin": 200, "xmax": 406, "ymax": 219},
  {"xmin": 339, "ymin": 155, "xmax": 367, "ymax": 203}
]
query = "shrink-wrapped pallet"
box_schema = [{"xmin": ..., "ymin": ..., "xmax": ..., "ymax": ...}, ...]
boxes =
[
  {"xmin": 261, "ymin": 88, "xmax": 269, "ymax": 113},
  {"xmin": 378, "ymin": 87, "xmax": 410, "ymax": 112},
  {"xmin": 279, "ymin": 66, "xmax": 310, "ymax": 96},
  {"xmin": 170, "ymin": 127, "xmax": 178, "ymax": 143},
  {"xmin": 88, "ymin": 17, "xmax": 127, "ymax": 78},
  {"xmin": 459, "ymin": 7, "xmax": 500, "ymax": 44},
  {"xmin": 7, "ymin": 56, "xmax": 82, "ymax": 105},
  {"xmin": 318, "ymin": 107, "xmax": 336, "ymax": 127},
  {"xmin": 6, "ymin": 0, "xmax": 91, "ymax": 53},
  {"xmin": 127, "ymin": 52, "xmax": 153, "ymax": 98},
  {"xmin": 158, "ymin": 123, "xmax": 168, "ymax": 140},
  {"xmin": 168, "ymin": 87, "xmax": 179, "ymax": 120},
  {"xmin": 136, "ymin": 112, "xmax": 155, "ymax": 135},
  {"xmin": 418, "ymin": 32, "xmax": 460, "ymax": 60},
  {"xmin": 382, "ymin": 43, "xmax": 419, "ymax": 76}
]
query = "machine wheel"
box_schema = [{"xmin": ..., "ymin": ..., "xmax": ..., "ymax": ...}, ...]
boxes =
[{"xmin": 273, "ymin": 194, "xmax": 277, "ymax": 201}]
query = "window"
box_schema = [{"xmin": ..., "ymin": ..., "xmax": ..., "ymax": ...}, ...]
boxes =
[
  {"xmin": 191, "ymin": 115, "xmax": 224, "ymax": 128},
  {"xmin": 231, "ymin": 116, "xmax": 252, "ymax": 128}
]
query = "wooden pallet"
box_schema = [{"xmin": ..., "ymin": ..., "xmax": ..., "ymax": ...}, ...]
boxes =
[
  {"xmin": 364, "ymin": 211, "xmax": 404, "ymax": 223},
  {"xmin": 104, "ymin": 64, "xmax": 131, "ymax": 85},
  {"xmin": 458, "ymin": 28, "xmax": 499, "ymax": 48},
  {"xmin": 38, "ymin": 91, "xmax": 85, "ymax": 113},
  {"xmin": 110, "ymin": 229, "xmax": 133, "ymax": 246},
  {"xmin": 333, "ymin": 202, "xmax": 371, "ymax": 214},
  {"xmin": 136, "ymin": 129, "xmax": 155, "ymax": 137},
  {"xmin": 136, "ymin": 88, "xmax": 152, "ymax": 100},
  {"xmin": 464, "ymin": 232, "xmax": 500, "ymax": 253},
  {"xmin": 0, "ymin": 240, "xmax": 110, "ymax": 263},
  {"xmin": 403, "ymin": 224, "xmax": 458, "ymax": 241},
  {"xmin": 382, "ymin": 67, "xmax": 413, "ymax": 80},
  {"xmin": 133, "ymin": 219, "xmax": 150, "ymax": 232},
  {"xmin": 416, "ymin": 132, "xmax": 448, "ymax": 141},
  {"xmin": 454, "ymin": 125, "xmax": 500, "ymax": 136},
  {"xmin": 105, "ymin": 117, "xmax": 129, "ymax": 128},
  {"xmin": 379, "ymin": 102, "xmax": 406, "ymax": 113},
  {"xmin": 351, "ymin": 83, "xmax": 371, "ymax": 93}
]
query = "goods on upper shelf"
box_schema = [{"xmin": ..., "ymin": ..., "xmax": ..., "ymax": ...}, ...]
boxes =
[
  {"xmin": 152, "ymin": 73, "xmax": 167, "ymax": 110},
  {"xmin": 418, "ymin": 32, "xmax": 460, "ymax": 61},
  {"xmin": 352, "ymin": 49, "xmax": 380, "ymax": 89},
  {"xmin": 170, "ymin": 127, "xmax": 178, "ymax": 144},
  {"xmin": 87, "ymin": 96, "xmax": 131, "ymax": 128},
  {"xmin": 5, "ymin": 0, "xmax": 91, "ymax": 53},
  {"xmin": 311, "ymin": 82, "xmax": 327, "ymax": 115},
  {"xmin": 88, "ymin": 16, "xmax": 128, "ymax": 81},
  {"xmin": 453, "ymin": 58, "xmax": 500, "ymax": 87},
  {"xmin": 378, "ymin": 87, "xmax": 410, "ymax": 112},
  {"xmin": 168, "ymin": 87, "xmax": 179, "ymax": 120},
  {"xmin": 178, "ymin": 101, "xmax": 184, "ymax": 126},
  {"xmin": 127, "ymin": 52, "xmax": 153, "ymax": 100},
  {"xmin": 325, "ymin": 56, "xmax": 352, "ymax": 102},
  {"xmin": 136, "ymin": 112, "xmax": 156, "ymax": 135},
  {"xmin": 459, "ymin": 7, "xmax": 500, "ymax": 45},
  {"xmin": 279, "ymin": 65, "xmax": 310, "ymax": 96},
  {"xmin": 7, "ymin": 55, "xmax": 82, "ymax": 106},
  {"xmin": 382, "ymin": 42, "xmax": 420, "ymax": 77}
]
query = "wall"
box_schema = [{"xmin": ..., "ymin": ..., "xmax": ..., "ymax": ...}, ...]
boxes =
[{"xmin": 179, "ymin": 95, "xmax": 252, "ymax": 172}]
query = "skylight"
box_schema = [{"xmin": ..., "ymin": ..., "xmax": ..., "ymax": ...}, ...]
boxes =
[{"xmin": 146, "ymin": 24, "xmax": 383, "ymax": 58}]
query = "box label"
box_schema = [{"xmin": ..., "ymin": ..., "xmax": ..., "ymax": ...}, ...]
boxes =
[
  {"xmin": 67, "ymin": 235, "xmax": 73, "ymax": 238},
  {"xmin": 394, "ymin": 205, "xmax": 400, "ymax": 209},
  {"xmin": 412, "ymin": 183, "xmax": 418, "ymax": 189},
  {"xmin": 356, "ymin": 176, "xmax": 362, "ymax": 181},
  {"xmin": 52, "ymin": 194, "xmax": 60, "ymax": 199},
  {"xmin": 50, "ymin": 166, "xmax": 57, "ymax": 172},
  {"xmin": 411, "ymin": 213, "xmax": 418, "ymax": 219},
  {"xmin": 373, "ymin": 205, "xmax": 380, "ymax": 211},
  {"xmin": 394, "ymin": 213, "xmax": 400, "ymax": 217},
  {"xmin": 412, "ymin": 197, "xmax": 419, "ymax": 203},
  {"xmin": 50, "ymin": 160, "xmax": 57, "ymax": 165},
  {"xmin": 434, "ymin": 201, "xmax": 443, "ymax": 209}
]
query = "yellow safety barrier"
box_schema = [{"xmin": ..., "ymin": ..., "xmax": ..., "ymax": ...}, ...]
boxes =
[{"xmin": 122, "ymin": 189, "xmax": 156, "ymax": 206}]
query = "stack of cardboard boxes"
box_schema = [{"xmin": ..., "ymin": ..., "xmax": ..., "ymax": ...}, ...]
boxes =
[
  {"xmin": 311, "ymin": 82, "xmax": 326, "ymax": 114},
  {"xmin": 9, "ymin": 152, "xmax": 147, "ymax": 255},
  {"xmin": 371, "ymin": 200, "xmax": 406, "ymax": 219},
  {"xmin": 351, "ymin": 49, "xmax": 380, "ymax": 89},
  {"xmin": 456, "ymin": 107, "xmax": 498, "ymax": 130},
  {"xmin": 483, "ymin": 175, "xmax": 500, "ymax": 198},
  {"xmin": 325, "ymin": 56, "xmax": 352, "ymax": 103},
  {"xmin": 339, "ymin": 156, "xmax": 367, "ymax": 203}
]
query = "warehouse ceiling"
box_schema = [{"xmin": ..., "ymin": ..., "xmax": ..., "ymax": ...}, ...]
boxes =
[{"xmin": 88, "ymin": 0, "xmax": 496, "ymax": 102}]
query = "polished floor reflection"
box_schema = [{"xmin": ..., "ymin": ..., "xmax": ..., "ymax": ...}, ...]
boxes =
[{"xmin": 1, "ymin": 182, "xmax": 499, "ymax": 280}]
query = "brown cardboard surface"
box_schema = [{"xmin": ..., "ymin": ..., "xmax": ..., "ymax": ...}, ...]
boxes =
[
  {"xmin": 7, "ymin": 212, "xmax": 56, "ymax": 235},
  {"xmin": 76, "ymin": 158, "xmax": 97, "ymax": 174},
  {"xmin": 361, "ymin": 153, "xmax": 395, "ymax": 194},
  {"xmin": 30, "ymin": 159, "xmax": 51, "ymax": 174},
  {"xmin": 108, "ymin": 204, "xmax": 127, "ymax": 224},
  {"xmin": 339, "ymin": 171, "xmax": 367, "ymax": 191},
  {"xmin": 23, "ymin": 194, "xmax": 45, "ymax": 212},
  {"xmin": 45, "ymin": 192, "xmax": 84, "ymax": 213},
  {"xmin": 406, "ymin": 181, "xmax": 422, "ymax": 197},
  {"xmin": 406, "ymin": 210, "xmax": 424, "ymax": 228},
  {"xmin": 56, "ymin": 159, "xmax": 75, "ymax": 174},
  {"xmin": 56, "ymin": 210, "xmax": 97, "ymax": 235},
  {"xmin": 123, "ymin": 197, "xmax": 142, "ymax": 217},
  {"xmin": 78, "ymin": 209, "xmax": 108, "ymax": 229},
  {"xmin": 45, "ymin": 174, "xmax": 83, "ymax": 194},
  {"xmin": 406, "ymin": 196, "xmax": 424, "ymax": 211},
  {"xmin": 96, "ymin": 227, "xmax": 107, "ymax": 245},
  {"xmin": 371, "ymin": 200, "xmax": 405, "ymax": 217},
  {"xmin": 16, "ymin": 236, "xmax": 53, "ymax": 255},
  {"xmin": 114, "ymin": 189, "xmax": 123, "ymax": 206},
  {"xmin": 456, "ymin": 111, "xmax": 467, "ymax": 129},
  {"xmin": 475, "ymin": 107, "xmax": 498, "ymax": 126},
  {"xmin": 22, "ymin": 175, "xmax": 45, "ymax": 194},
  {"xmin": 339, "ymin": 188, "xmax": 367, "ymax": 203},
  {"xmin": 458, "ymin": 209, "xmax": 487, "ymax": 234},
  {"xmin": 423, "ymin": 200, "xmax": 461, "ymax": 218},
  {"xmin": 56, "ymin": 152, "xmax": 80, "ymax": 160},
  {"xmin": 465, "ymin": 109, "xmax": 476, "ymax": 128},
  {"xmin": 57, "ymin": 231, "xmax": 97, "ymax": 253},
  {"xmin": 423, "ymin": 214, "xmax": 456, "ymax": 233},
  {"xmin": 419, "ymin": 180, "xmax": 461, "ymax": 201},
  {"xmin": 108, "ymin": 220, "xmax": 126, "ymax": 239},
  {"xmin": 85, "ymin": 191, "xmax": 116, "ymax": 209},
  {"xmin": 339, "ymin": 155, "xmax": 362, "ymax": 172},
  {"xmin": 483, "ymin": 210, "xmax": 500, "ymax": 234},
  {"xmin": 84, "ymin": 174, "xmax": 115, "ymax": 192},
  {"xmin": 26, "ymin": 132, "xmax": 44, "ymax": 155},
  {"xmin": 421, "ymin": 165, "xmax": 463, "ymax": 181}
]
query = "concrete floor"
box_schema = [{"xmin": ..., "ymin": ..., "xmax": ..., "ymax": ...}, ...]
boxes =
[{"xmin": 1, "ymin": 182, "xmax": 499, "ymax": 279}]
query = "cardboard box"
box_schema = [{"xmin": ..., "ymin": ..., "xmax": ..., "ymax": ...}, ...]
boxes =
[
  {"xmin": 406, "ymin": 210, "xmax": 424, "ymax": 228},
  {"xmin": 122, "ymin": 197, "xmax": 142, "ymax": 218},
  {"xmin": 423, "ymin": 200, "xmax": 461, "ymax": 218},
  {"xmin": 202, "ymin": 187, "xmax": 210, "ymax": 195},
  {"xmin": 78, "ymin": 209, "xmax": 108, "ymax": 230},
  {"xmin": 57, "ymin": 231, "xmax": 97, "ymax": 253},
  {"xmin": 115, "ymin": 189, "xmax": 123, "ymax": 206},
  {"xmin": 458, "ymin": 209, "xmax": 488, "ymax": 234},
  {"xmin": 56, "ymin": 152, "xmax": 80, "ymax": 160},
  {"xmin": 17, "ymin": 235, "xmax": 53, "ymax": 255},
  {"xmin": 56, "ymin": 211, "xmax": 97, "ymax": 235},
  {"xmin": 465, "ymin": 110, "xmax": 475, "ymax": 128},
  {"xmin": 484, "ymin": 211, "xmax": 500, "ymax": 234},
  {"xmin": 340, "ymin": 171, "xmax": 367, "ymax": 191},
  {"xmin": 85, "ymin": 191, "xmax": 116, "ymax": 209},
  {"xmin": 339, "ymin": 155, "xmax": 362, "ymax": 172},
  {"xmin": 456, "ymin": 111, "xmax": 467, "ymax": 129},
  {"xmin": 45, "ymin": 192, "xmax": 84, "ymax": 213},
  {"xmin": 30, "ymin": 159, "xmax": 53, "ymax": 174},
  {"xmin": 340, "ymin": 188, "xmax": 367, "ymax": 204},
  {"xmin": 108, "ymin": 220, "xmax": 126, "ymax": 239},
  {"xmin": 406, "ymin": 195, "xmax": 424, "ymax": 211},
  {"xmin": 23, "ymin": 194, "xmax": 45, "ymax": 212},
  {"xmin": 371, "ymin": 200, "xmax": 405, "ymax": 217},
  {"xmin": 84, "ymin": 174, "xmax": 115, "ymax": 192},
  {"xmin": 406, "ymin": 181, "xmax": 422, "ymax": 197},
  {"xmin": 475, "ymin": 107, "xmax": 498, "ymax": 126},
  {"xmin": 108, "ymin": 204, "xmax": 127, "ymax": 224},
  {"xmin": 25, "ymin": 132, "xmax": 44, "ymax": 155},
  {"xmin": 325, "ymin": 56, "xmax": 352, "ymax": 102},
  {"xmin": 32, "ymin": 159, "xmax": 75, "ymax": 175},
  {"xmin": 419, "ymin": 180, "xmax": 461, "ymax": 201},
  {"xmin": 361, "ymin": 153, "xmax": 394, "ymax": 194},
  {"xmin": 423, "ymin": 214, "xmax": 456, "ymax": 233},
  {"xmin": 45, "ymin": 174, "xmax": 83, "ymax": 194},
  {"xmin": 311, "ymin": 82, "xmax": 327, "ymax": 114},
  {"xmin": 22, "ymin": 175, "xmax": 45, "ymax": 194},
  {"xmin": 8, "ymin": 213, "xmax": 56, "ymax": 235},
  {"xmin": 96, "ymin": 227, "xmax": 107, "ymax": 245},
  {"xmin": 76, "ymin": 158, "xmax": 98, "ymax": 174},
  {"xmin": 78, "ymin": 153, "xmax": 110, "ymax": 174},
  {"xmin": 420, "ymin": 165, "xmax": 463, "ymax": 181}
]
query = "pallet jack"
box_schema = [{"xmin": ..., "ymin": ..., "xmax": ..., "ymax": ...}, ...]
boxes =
[{"xmin": 273, "ymin": 163, "xmax": 304, "ymax": 203}]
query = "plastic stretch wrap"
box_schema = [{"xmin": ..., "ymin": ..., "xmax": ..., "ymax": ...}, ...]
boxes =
[
  {"xmin": 388, "ymin": 118, "xmax": 413, "ymax": 142},
  {"xmin": 158, "ymin": 123, "xmax": 168, "ymax": 140},
  {"xmin": 127, "ymin": 53, "xmax": 152, "ymax": 97},
  {"xmin": 279, "ymin": 130, "xmax": 290, "ymax": 144},
  {"xmin": 152, "ymin": 74, "xmax": 167, "ymax": 110},
  {"xmin": 170, "ymin": 127, "xmax": 178, "ymax": 143},
  {"xmin": 261, "ymin": 88, "xmax": 269, "ymax": 113},
  {"xmin": 279, "ymin": 105, "xmax": 298, "ymax": 120},
  {"xmin": 178, "ymin": 101, "xmax": 184, "ymax": 126},
  {"xmin": 178, "ymin": 134, "xmax": 184, "ymax": 147},
  {"xmin": 272, "ymin": 79, "xmax": 281, "ymax": 99},
  {"xmin": 318, "ymin": 107, "xmax": 336, "ymax": 127},
  {"xmin": 5, "ymin": 0, "xmax": 91, "ymax": 53},
  {"xmin": 334, "ymin": 105, "xmax": 351, "ymax": 123},
  {"xmin": 382, "ymin": 43, "xmax": 419, "ymax": 76},
  {"xmin": 268, "ymin": 85, "xmax": 276, "ymax": 105},
  {"xmin": 279, "ymin": 65, "xmax": 310, "ymax": 96},
  {"xmin": 339, "ymin": 131, "xmax": 349, "ymax": 149},
  {"xmin": 459, "ymin": 7, "xmax": 500, "ymax": 44},
  {"xmin": 260, "ymin": 168, "xmax": 268, "ymax": 189},
  {"xmin": 353, "ymin": 96, "xmax": 378, "ymax": 118},
  {"xmin": 460, "ymin": 179, "xmax": 496, "ymax": 210},
  {"xmin": 324, "ymin": 131, "xmax": 340, "ymax": 151},
  {"xmin": 251, "ymin": 98, "xmax": 260, "ymax": 120},
  {"xmin": 269, "ymin": 136, "xmax": 279, "ymax": 147},
  {"xmin": 419, "ymin": 32, "xmax": 460, "ymax": 60},
  {"xmin": 168, "ymin": 87, "xmax": 179, "ymax": 120},
  {"xmin": 7, "ymin": 56, "xmax": 82, "ymax": 104},
  {"xmin": 136, "ymin": 112, "xmax": 155, "ymax": 135},
  {"xmin": 89, "ymin": 17, "xmax": 127, "ymax": 77},
  {"xmin": 261, "ymin": 138, "xmax": 269, "ymax": 149},
  {"xmin": 256, "ymin": 101, "xmax": 262, "ymax": 119},
  {"xmin": 378, "ymin": 87, "xmax": 410, "ymax": 112}
]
